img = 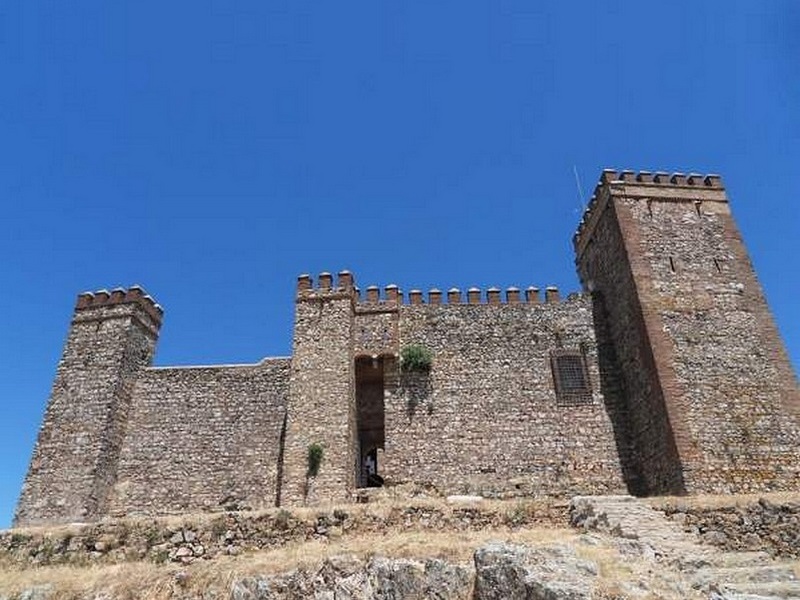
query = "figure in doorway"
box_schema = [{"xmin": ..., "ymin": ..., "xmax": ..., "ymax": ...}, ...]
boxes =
[{"xmin": 363, "ymin": 448, "xmax": 384, "ymax": 488}]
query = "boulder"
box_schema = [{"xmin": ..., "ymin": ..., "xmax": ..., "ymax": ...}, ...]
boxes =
[
  {"xmin": 230, "ymin": 555, "xmax": 471, "ymax": 600},
  {"xmin": 473, "ymin": 543, "xmax": 597, "ymax": 600}
]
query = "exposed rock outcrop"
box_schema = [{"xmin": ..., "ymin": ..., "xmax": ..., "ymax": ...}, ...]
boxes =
[
  {"xmin": 473, "ymin": 543, "xmax": 597, "ymax": 599},
  {"xmin": 231, "ymin": 556, "xmax": 472, "ymax": 600}
]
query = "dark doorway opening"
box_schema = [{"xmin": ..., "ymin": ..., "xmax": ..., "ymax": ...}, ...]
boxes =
[{"xmin": 355, "ymin": 356, "xmax": 386, "ymax": 487}]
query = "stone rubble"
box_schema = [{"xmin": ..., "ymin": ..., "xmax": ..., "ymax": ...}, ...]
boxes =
[
  {"xmin": 661, "ymin": 497, "xmax": 800, "ymax": 559},
  {"xmin": 0, "ymin": 501, "xmax": 565, "ymax": 568}
]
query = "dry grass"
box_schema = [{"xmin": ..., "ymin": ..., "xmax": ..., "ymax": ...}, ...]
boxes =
[
  {"xmin": 4, "ymin": 495, "xmax": 561, "ymax": 539},
  {"xmin": 645, "ymin": 490, "xmax": 800, "ymax": 512},
  {"xmin": 1, "ymin": 525, "xmax": 692, "ymax": 599},
  {"xmin": 0, "ymin": 494, "xmax": 568, "ymax": 598},
  {"xmin": 0, "ymin": 526, "xmax": 576, "ymax": 599},
  {"xmin": 575, "ymin": 543, "xmax": 634, "ymax": 582},
  {"xmin": 3, "ymin": 492, "xmax": 789, "ymax": 598},
  {"xmin": 575, "ymin": 540, "xmax": 707, "ymax": 600},
  {"xmin": 0, "ymin": 562, "xmax": 175, "ymax": 600}
]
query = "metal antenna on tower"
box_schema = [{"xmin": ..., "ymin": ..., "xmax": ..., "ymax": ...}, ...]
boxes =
[{"xmin": 573, "ymin": 165, "xmax": 586, "ymax": 211}]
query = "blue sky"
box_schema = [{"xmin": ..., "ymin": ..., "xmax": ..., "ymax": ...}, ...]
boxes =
[{"xmin": 1, "ymin": 2, "xmax": 798, "ymax": 528}]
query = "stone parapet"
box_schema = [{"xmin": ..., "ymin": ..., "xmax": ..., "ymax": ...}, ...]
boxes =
[
  {"xmin": 353, "ymin": 284, "xmax": 565, "ymax": 306},
  {"xmin": 75, "ymin": 286, "xmax": 163, "ymax": 334},
  {"xmin": 296, "ymin": 271, "xmax": 356, "ymax": 301},
  {"xmin": 574, "ymin": 169, "xmax": 728, "ymax": 260}
]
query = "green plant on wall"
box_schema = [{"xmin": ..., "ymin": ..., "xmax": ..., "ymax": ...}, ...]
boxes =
[
  {"xmin": 399, "ymin": 344, "xmax": 433, "ymax": 373},
  {"xmin": 307, "ymin": 442, "xmax": 324, "ymax": 477}
]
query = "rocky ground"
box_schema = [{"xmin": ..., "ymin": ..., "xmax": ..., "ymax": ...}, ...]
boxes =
[
  {"xmin": 657, "ymin": 495, "xmax": 800, "ymax": 559},
  {"xmin": 2, "ymin": 493, "xmax": 800, "ymax": 599}
]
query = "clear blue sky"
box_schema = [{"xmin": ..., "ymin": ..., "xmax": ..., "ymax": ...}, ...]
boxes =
[{"xmin": 1, "ymin": 2, "xmax": 798, "ymax": 528}]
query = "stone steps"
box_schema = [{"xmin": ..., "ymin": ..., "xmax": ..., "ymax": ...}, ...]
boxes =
[
  {"xmin": 570, "ymin": 495, "xmax": 700, "ymax": 549},
  {"xmin": 711, "ymin": 580, "xmax": 800, "ymax": 599},
  {"xmin": 570, "ymin": 496, "xmax": 800, "ymax": 600},
  {"xmin": 692, "ymin": 564, "xmax": 797, "ymax": 589},
  {"xmin": 704, "ymin": 552, "xmax": 774, "ymax": 569}
]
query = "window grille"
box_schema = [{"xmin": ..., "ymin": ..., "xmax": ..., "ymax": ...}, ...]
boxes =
[{"xmin": 550, "ymin": 350, "xmax": 592, "ymax": 405}]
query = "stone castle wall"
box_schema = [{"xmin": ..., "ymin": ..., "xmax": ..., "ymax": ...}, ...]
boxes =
[
  {"xmin": 382, "ymin": 292, "xmax": 627, "ymax": 497},
  {"xmin": 109, "ymin": 359, "xmax": 290, "ymax": 518},
  {"xmin": 14, "ymin": 169, "xmax": 800, "ymax": 527}
]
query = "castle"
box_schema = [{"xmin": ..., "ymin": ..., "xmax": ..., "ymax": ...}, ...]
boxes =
[{"xmin": 15, "ymin": 169, "xmax": 800, "ymax": 527}]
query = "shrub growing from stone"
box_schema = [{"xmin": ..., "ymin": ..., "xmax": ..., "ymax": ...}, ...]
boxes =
[
  {"xmin": 400, "ymin": 345, "xmax": 433, "ymax": 373},
  {"xmin": 307, "ymin": 443, "xmax": 324, "ymax": 477}
]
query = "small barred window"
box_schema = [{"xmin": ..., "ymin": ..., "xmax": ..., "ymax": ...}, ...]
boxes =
[{"xmin": 550, "ymin": 350, "xmax": 592, "ymax": 405}]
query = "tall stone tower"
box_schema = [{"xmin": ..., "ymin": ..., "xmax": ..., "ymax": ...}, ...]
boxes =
[
  {"xmin": 280, "ymin": 272, "xmax": 357, "ymax": 505},
  {"xmin": 15, "ymin": 288, "xmax": 162, "ymax": 526},
  {"xmin": 575, "ymin": 170, "xmax": 800, "ymax": 495}
]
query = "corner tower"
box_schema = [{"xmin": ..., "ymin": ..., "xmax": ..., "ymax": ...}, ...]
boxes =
[
  {"xmin": 575, "ymin": 170, "xmax": 800, "ymax": 495},
  {"xmin": 15, "ymin": 288, "xmax": 162, "ymax": 526}
]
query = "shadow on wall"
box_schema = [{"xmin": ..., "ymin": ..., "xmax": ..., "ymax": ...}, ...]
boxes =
[{"xmin": 591, "ymin": 292, "xmax": 647, "ymax": 496}]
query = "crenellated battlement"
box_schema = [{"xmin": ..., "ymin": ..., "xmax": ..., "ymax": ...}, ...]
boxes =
[
  {"xmin": 296, "ymin": 271, "xmax": 357, "ymax": 300},
  {"xmin": 357, "ymin": 283, "xmax": 563, "ymax": 305},
  {"xmin": 296, "ymin": 271, "xmax": 569, "ymax": 306},
  {"xmin": 75, "ymin": 286, "xmax": 164, "ymax": 327},
  {"xmin": 598, "ymin": 169, "xmax": 723, "ymax": 188},
  {"xmin": 574, "ymin": 169, "xmax": 729, "ymax": 259},
  {"xmin": 399, "ymin": 285, "xmax": 563, "ymax": 305}
]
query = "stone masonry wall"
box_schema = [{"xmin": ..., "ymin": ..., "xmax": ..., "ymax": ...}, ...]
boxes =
[
  {"xmin": 281, "ymin": 273, "xmax": 357, "ymax": 505},
  {"xmin": 588, "ymin": 293, "xmax": 644, "ymax": 494},
  {"xmin": 622, "ymin": 182, "xmax": 800, "ymax": 492},
  {"xmin": 382, "ymin": 293, "xmax": 627, "ymax": 497},
  {"xmin": 109, "ymin": 359, "xmax": 290, "ymax": 518},
  {"xmin": 0, "ymin": 499, "xmax": 565, "ymax": 569},
  {"xmin": 660, "ymin": 497, "xmax": 800, "ymax": 558},
  {"xmin": 15, "ymin": 292, "xmax": 161, "ymax": 527},
  {"xmin": 576, "ymin": 171, "xmax": 800, "ymax": 495},
  {"xmin": 576, "ymin": 195, "xmax": 685, "ymax": 495}
]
